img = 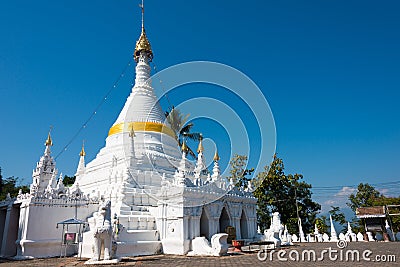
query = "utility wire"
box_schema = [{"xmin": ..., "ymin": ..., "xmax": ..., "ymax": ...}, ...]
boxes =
[
  {"xmin": 55, "ymin": 58, "xmax": 134, "ymax": 160},
  {"xmin": 151, "ymin": 61, "xmax": 173, "ymax": 110}
]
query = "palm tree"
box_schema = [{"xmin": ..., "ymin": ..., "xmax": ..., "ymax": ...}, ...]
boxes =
[{"xmin": 165, "ymin": 107, "xmax": 202, "ymax": 159}]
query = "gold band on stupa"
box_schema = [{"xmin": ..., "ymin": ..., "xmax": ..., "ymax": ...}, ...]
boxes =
[{"xmin": 108, "ymin": 122, "xmax": 175, "ymax": 138}]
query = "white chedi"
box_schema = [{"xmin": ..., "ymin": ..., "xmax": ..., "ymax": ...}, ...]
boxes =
[
  {"xmin": 306, "ymin": 233, "xmax": 315, "ymax": 242},
  {"xmin": 291, "ymin": 234, "xmax": 298, "ymax": 243},
  {"xmin": 329, "ymin": 215, "xmax": 338, "ymax": 242},
  {"xmin": 194, "ymin": 138, "xmax": 206, "ymax": 181},
  {"xmin": 366, "ymin": 232, "xmax": 375, "ymax": 241},
  {"xmin": 345, "ymin": 221, "xmax": 357, "ymax": 242},
  {"xmin": 322, "ymin": 233, "xmax": 330, "ymax": 242},
  {"xmin": 357, "ymin": 232, "xmax": 365, "ymax": 242},
  {"xmin": 298, "ymin": 218, "xmax": 306, "ymax": 242},
  {"xmin": 280, "ymin": 225, "xmax": 292, "ymax": 245},
  {"xmin": 338, "ymin": 233, "xmax": 345, "ymax": 241},
  {"xmin": 314, "ymin": 224, "xmax": 323, "ymax": 242}
]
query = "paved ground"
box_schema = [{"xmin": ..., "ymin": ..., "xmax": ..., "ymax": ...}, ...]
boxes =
[{"xmin": 0, "ymin": 242, "xmax": 398, "ymax": 266}]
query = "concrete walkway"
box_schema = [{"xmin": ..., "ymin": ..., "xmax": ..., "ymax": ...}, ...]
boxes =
[{"xmin": 0, "ymin": 242, "xmax": 398, "ymax": 266}]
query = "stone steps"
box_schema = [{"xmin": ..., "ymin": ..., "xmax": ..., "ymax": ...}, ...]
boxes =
[
  {"xmin": 124, "ymin": 229, "xmax": 160, "ymax": 241},
  {"xmin": 119, "ymin": 210, "xmax": 150, "ymax": 216},
  {"xmin": 118, "ymin": 214, "xmax": 157, "ymax": 231},
  {"xmin": 120, "ymin": 206, "xmax": 149, "ymax": 212},
  {"xmin": 121, "ymin": 187, "xmax": 159, "ymax": 206}
]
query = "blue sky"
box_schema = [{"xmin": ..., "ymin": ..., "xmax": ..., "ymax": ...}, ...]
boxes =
[{"xmin": 1, "ymin": 0, "xmax": 399, "ymax": 213}]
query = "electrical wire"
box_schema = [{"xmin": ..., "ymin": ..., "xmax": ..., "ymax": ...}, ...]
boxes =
[{"xmin": 54, "ymin": 58, "xmax": 134, "ymax": 160}]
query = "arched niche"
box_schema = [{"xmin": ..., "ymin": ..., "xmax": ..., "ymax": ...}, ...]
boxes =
[
  {"xmin": 240, "ymin": 209, "xmax": 249, "ymax": 239},
  {"xmin": 219, "ymin": 207, "xmax": 231, "ymax": 233},
  {"xmin": 200, "ymin": 207, "xmax": 210, "ymax": 239}
]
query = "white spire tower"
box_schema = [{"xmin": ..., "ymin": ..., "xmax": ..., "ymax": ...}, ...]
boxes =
[
  {"xmin": 194, "ymin": 136, "xmax": 206, "ymax": 179},
  {"xmin": 330, "ymin": 215, "xmax": 338, "ymax": 242},
  {"xmin": 211, "ymin": 149, "xmax": 221, "ymax": 181},
  {"xmin": 75, "ymin": 141, "xmax": 86, "ymax": 178},
  {"xmin": 298, "ymin": 217, "xmax": 306, "ymax": 242},
  {"xmin": 174, "ymin": 141, "xmax": 189, "ymax": 186},
  {"xmin": 30, "ymin": 130, "xmax": 57, "ymax": 195}
]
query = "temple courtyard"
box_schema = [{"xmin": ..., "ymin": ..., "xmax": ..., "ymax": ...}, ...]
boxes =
[{"xmin": 0, "ymin": 242, "xmax": 398, "ymax": 266}]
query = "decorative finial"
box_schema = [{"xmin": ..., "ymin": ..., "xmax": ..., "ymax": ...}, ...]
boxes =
[
  {"xmin": 197, "ymin": 135, "xmax": 204, "ymax": 153},
  {"xmin": 79, "ymin": 141, "xmax": 86, "ymax": 157},
  {"xmin": 134, "ymin": 0, "xmax": 153, "ymax": 62},
  {"xmin": 139, "ymin": 0, "xmax": 144, "ymax": 31},
  {"xmin": 45, "ymin": 126, "xmax": 53, "ymax": 146},
  {"xmin": 181, "ymin": 140, "xmax": 189, "ymax": 153},
  {"xmin": 129, "ymin": 124, "xmax": 136, "ymax": 137},
  {"xmin": 213, "ymin": 149, "xmax": 220, "ymax": 161}
]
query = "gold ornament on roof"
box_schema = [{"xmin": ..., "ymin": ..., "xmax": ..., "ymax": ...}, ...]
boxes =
[
  {"xmin": 134, "ymin": 0, "xmax": 153, "ymax": 62},
  {"xmin": 45, "ymin": 132, "xmax": 53, "ymax": 146},
  {"xmin": 79, "ymin": 142, "xmax": 86, "ymax": 157},
  {"xmin": 213, "ymin": 149, "xmax": 220, "ymax": 161},
  {"xmin": 197, "ymin": 136, "xmax": 204, "ymax": 153},
  {"xmin": 181, "ymin": 140, "xmax": 189, "ymax": 153}
]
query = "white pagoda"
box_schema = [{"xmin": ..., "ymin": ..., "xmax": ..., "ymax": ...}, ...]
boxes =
[{"xmin": 0, "ymin": 6, "xmax": 257, "ymax": 258}]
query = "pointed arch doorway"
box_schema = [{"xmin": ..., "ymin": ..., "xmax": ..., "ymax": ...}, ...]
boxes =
[
  {"xmin": 219, "ymin": 207, "xmax": 230, "ymax": 233},
  {"xmin": 200, "ymin": 208, "xmax": 210, "ymax": 239},
  {"xmin": 240, "ymin": 210, "xmax": 249, "ymax": 239}
]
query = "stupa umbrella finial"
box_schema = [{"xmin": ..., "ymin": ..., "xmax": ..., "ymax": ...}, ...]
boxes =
[
  {"xmin": 213, "ymin": 149, "xmax": 220, "ymax": 161},
  {"xmin": 45, "ymin": 126, "xmax": 53, "ymax": 147},
  {"xmin": 181, "ymin": 140, "xmax": 189, "ymax": 154},
  {"xmin": 75, "ymin": 140, "xmax": 86, "ymax": 178},
  {"xmin": 134, "ymin": 0, "xmax": 153, "ymax": 62},
  {"xmin": 330, "ymin": 215, "xmax": 338, "ymax": 241},
  {"xmin": 79, "ymin": 141, "xmax": 86, "ymax": 157},
  {"xmin": 197, "ymin": 135, "xmax": 204, "ymax": 153},
  {"xmin": 211, "ymin": 145, "xmax": 221, "ymax": 181}
]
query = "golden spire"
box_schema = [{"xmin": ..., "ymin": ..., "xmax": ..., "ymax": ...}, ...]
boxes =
[
  {"xmin": 213, "ymin": 149, "xmax": 220, "ymax": 161},
  {"xmin": 197, "ymin": 135, "xmax": 204, "ymax": 153},
  {"xmin": 134, "ymin": 0, "xmax": 153, "ymax": 62},
  {"xmin": 181, "ymin": 140, "xmax": 189, "ymax": 153},
  {"xmin": 45, "ymin": 128, "xmax": 53, "ymax": 146},
  {"xmin": 79, "ymin": 141, "xmax": 86, "ymax": 157}
]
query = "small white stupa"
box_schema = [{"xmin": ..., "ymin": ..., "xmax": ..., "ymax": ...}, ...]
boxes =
[{"xmin": 329, "ymin": 215, "xmax": 338, "ymax": 242}]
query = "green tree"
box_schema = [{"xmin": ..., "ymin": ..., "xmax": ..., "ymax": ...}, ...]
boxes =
[
  {"xmin": 347, "ymin": 183, "xmax": 382, "ymax": 212},
  {"xmin": 347, "ymin": 183, "xmax": 400, "ymax": 233},
  {"xmin": 349, "ymin": 216, "xmax": 365, "ymax": 233},
  {"xmin": 165, "ymin": 107, "xmax": 201, "ymax": 158},
  {"xmin": 253, "ymin": 154, "xmax": 321, "ymax": 234},
  {"xmin": 63, "ymin": 175, "xmax": 76, "ymax": 187},
  {"xmin": 347, "ymin": 183, "xmax": 382, "ymax": 234},
  {"xmin": 315, "ymin": 215, "xmax": 328, "ymax": 233},
  {"xmin": 0, "ymin": 176, "xmax": 29, "ymax": 201},
  {"xmin": 329, "ymin": 206, "xmax": 346, "ymax": 232},
  {"xmin": 227, "ymin": 154, "xmax": 254, "ymax": 189},
  {"xmin": 372, "ymin": 196, "xmax": 400, "ymax": 232}
]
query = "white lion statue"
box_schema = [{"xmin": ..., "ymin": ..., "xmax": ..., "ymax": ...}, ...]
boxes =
[{"xmin": 92, "ymin": 200, "xmax": 113, "ymax": 261}]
